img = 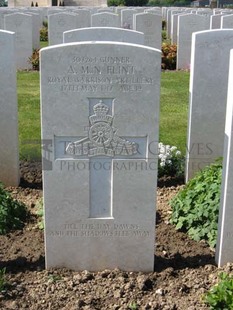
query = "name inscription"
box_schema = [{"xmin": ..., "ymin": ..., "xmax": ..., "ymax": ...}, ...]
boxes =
[{"xmin": 47, "ymin": 56, "xmax": 154, "ymax": 93}]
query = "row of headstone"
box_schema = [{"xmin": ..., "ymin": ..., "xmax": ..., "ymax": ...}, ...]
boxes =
[
  {"xmin": 164, "ymin": 7, "xmax": 233, "ymax": 70},
  {"xmin": 0, "ymin": 6, "xmax": 163, "ymax": 68},
  {"xmin": 48, "ymin": 10, "xmax": 162, "ymax": 48}
]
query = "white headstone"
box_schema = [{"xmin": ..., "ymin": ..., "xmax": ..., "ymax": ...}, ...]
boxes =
[
  {"xmin": 91, "ymin": 12, "xmax": 120, "ymax": 28},
  {"xmin": 4, "ymin": 12, "xmax": 33, "ymax": 70},
  {"xmin": 73, "ymin": 9, "xmax": 91, "ymax": 28},
  {"xmin": 177, "ymin": 14, "xmax": 209, "ymax": 70},
  {"xmin": 171, "ymin": 12, "xmax": 186, "ymax": 44},
  {"xmin": 210, "ymin": 14, "xmax": 222, "ymax": 29},
  {"xmin": 121, "ymin": 9, "xmax": 137, "ymax": 29},
  {"xmin": 63, "ymin": 27, "xmax": 144, "ymax": 45},
  {"xmin": 221, "ymin": 14, "xmax": 233, "ymax": 29},
  {"xmin": 186, "ymin": 30, "xmax": 233, "ymax": 181},
  {"xmin": 0, "ymin": 30, "xmax": 19, "ymax": 187},
  {"xmin": 167, "ymin": 9, "xmax": 182, "ymax": 39},
  {"xmin": 133, "ymin": 12, "xmax": 161, "ymax": 49},
  {"xmin": 216, "ymin": 49, "xmax": 233, "ymax": 267},
  {"xmin": 48, "ymin": 12, "xmax": 78, "ymax": 46},
  {"xmin": 40, "ymin": 41, "xmax": 161, "ymax": 272}
]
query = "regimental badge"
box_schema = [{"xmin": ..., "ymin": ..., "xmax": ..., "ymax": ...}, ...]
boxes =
[{"xmin": 66, "ymin": 100, "xmax": 138, "ymax": 157}]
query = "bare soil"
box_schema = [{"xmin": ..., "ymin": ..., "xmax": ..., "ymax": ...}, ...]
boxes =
[{"xmin": 0, "ymin": 161, "xmax": 231, "ymax": 310}]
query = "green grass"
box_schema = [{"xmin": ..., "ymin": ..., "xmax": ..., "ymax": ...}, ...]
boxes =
[
  {"xmin": 17, "ymin": 70, "xmax": 190, "ymax": 161},
  {"xmin": 160, "ymin": 71, "xmax": 189, "ymax": 154},
  {"xmin": 40, "ymin": 41, "xmax": 48, "ymax": 49},
  {"xmin": 17, "ymin": 71, "xmax": 41, "ymax": 161}
]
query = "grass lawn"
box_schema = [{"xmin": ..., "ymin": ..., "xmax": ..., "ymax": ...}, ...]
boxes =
[
  {"xmin": 17, "ymin": 70, "xmax": 190, "ymax": 161},
  {"xmin": 160, "ymin": 71, "xmax": 189, "ymax": 154}
]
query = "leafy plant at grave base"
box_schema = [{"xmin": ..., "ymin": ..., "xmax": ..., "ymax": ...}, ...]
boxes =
[
  {"xmin": 161, "ymin": 42, "xmax": 177, "ymax": 70},
  {"xmin": 205, "ymin": 272, "xmax": 233, "ymax": 309},
  {"xmin": 40, "ymin": 26, "xmax": 48, "ymax": 42},
  {"xmin": 47, "ymin": 274, "xmax": 62, "ymax": 283},
  {"xmin": 0, "ymin": 268, "xmax": 7, "ymax": 292},
  {"xmin": 170, "ymin": 160, "xmax": 222, "ymax": 248},
  {"xmin": 28, "ymin": 49, "xmax": 40, "ymax": 71},
  {"xmin": 36, "ymin": 199, "xmax": 44, "ymax": 230},
  {"xmin": 128, "ymin": 302, "xmax": 138, "ymax": 310},
  {"xmin": 0, "ymin": 183, "xmax": 28, "ymax": 235},
  {"xmin": 158, "ymin": 142, "xmax": 184, "ymax": 178},
  {"xmin": 162, "ymin": 30, "xmax": 167, "ymax": 42}
]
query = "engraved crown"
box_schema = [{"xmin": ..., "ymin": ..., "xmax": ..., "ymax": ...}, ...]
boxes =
[
  {"xmin": 89, "ymin": 100, "xmax": 113, "ymax": 125},
  {"xmin": 93, "ymin": 100, "xmax": 109, "ymax": 114}
]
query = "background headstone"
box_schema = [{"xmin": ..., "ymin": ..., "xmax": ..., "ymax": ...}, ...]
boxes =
[
  {"xmin": 216, "ymin": 49, "xmax": 233, "ymax": 267},
  {"xmin": 48, "ymin": 12, "xmax": 77, "ymax": 45},
  {"xmin": 91, "ymin": 12, "xmax": 120, "ymax": 28},
  {"xmin": 186, "ymin": 29, "xmax": 233, "ymax": 181},
  {"xmin": 177, "ymin": 14, "xmax": 209, "ymax": 70},
  {"xmin": 121, "ymin": 9, "xmax": 137, "ymax": 29},
  {"xmin": 64, "ymin": 27, "xmax": 144, "ymax": 45},
  {"xmin": 0, "ymin": 30, "xmax": 19, "ymax": 187},
  {"xmin": 133, "ymin": 12, "xmax": 161, "ymax": 49},
  {"xmin": 4, "ymin": 12, "xmax": 32, "ymax": 69}
]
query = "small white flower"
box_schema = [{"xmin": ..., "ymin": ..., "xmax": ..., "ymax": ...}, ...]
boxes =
[
  {"xmin": 176, "ymin": 150, "xmax": 181, "ymax": 156},
  {"xmin": 171, "ymin": 146, "xmax": 177, "ymax": 152},
  {"xmin": 160, "ymin": 161, "xmax": 166, "ymax": 167}
]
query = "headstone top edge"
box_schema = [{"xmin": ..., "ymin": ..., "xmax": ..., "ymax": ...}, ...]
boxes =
[
  {"xmin": 64, "ymin": 27, "xmax": 144, "ymax": 36},
  {"xmin": 40, "ymin": 41, "xmax": 162, "ymax": 53},
  {"xmin": 0, "ymin": 30, "xmax": 15, "ymax": 35}
]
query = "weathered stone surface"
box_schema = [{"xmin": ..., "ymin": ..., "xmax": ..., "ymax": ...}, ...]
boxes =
[
  {"xmin": 0, "ymin": 30, "xmax": 19, "ymax": 186},
  {"xmin": 40, "ymin": 41, "xmax": 161, "ymax": 271}
]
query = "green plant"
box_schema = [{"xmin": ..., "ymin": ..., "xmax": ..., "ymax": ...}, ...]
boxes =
[
  {"xmin": 162, "ymin": 30, "xmax": 167, "ymax": 42},
  {"xmin": 0, "ymin": 183, "xmax": 28, "ymax": 234},
  {"xmin": 28, "ymin": 49, "xmax": 40, "ymax": 71},
  {"xmin": 161, "ymin": 42, "xmax": 177, "ymax": 70},
  {"xmin": 158, "ymin": 142, "xmax": 184, "ymax": 178},
  {"xmin": 128, "ymin": 302, "xmax": 138, "ymax": 310},
  {"xmin": 40, "ymin": 26, "xmax": 48, "ymax": 42},
  {"xmin": 0, "ymin": 268, "xmax": 7, "ymax": 292},
  {"xmin": 205, "ymin": 272, "xmax": 233, "ymax": 309},
  {"xmin": 47, "ymin": 274, "xmax": 62, "ymax": 283},
  {"xmin": 170, "ymin": 161, "xmax": 222, "ymax": 248},
  {"xmin": 36, "ymin": 199, "xmax": 44, "ymax": 230},
  {"xmin": 107, "ymin": 0, "xmax": 125, "ymax": 5}
]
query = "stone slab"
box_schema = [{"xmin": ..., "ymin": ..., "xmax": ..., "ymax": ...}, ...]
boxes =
[
  {"xmin": 63, "ymin": 27, "xmax": 144, "ymax": 45},
  {"xmin": 0, "ymin": 30, "xmax": 19, "ymax": 187},
  {"xmin": 133, "ymin": 12, "xmax": 161, "ymax": 49},
  {"xmin": 216, "ymin": 49, "xmax": 233, "ymax": 267},
  {"xmin": 40, "ymin": 41, "xmax": 161, "ymax": 272},
  {"xmin": 186, "ymin": 30, "xmax": 233, "ymax": 181}
]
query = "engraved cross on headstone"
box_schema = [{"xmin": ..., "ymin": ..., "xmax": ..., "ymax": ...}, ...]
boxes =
[{"xmin": 64, "ymin": 99, "xmax": 147, "ymax": 219}]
